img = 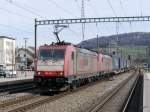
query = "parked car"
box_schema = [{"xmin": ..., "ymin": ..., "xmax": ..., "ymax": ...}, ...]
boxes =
[
  {"xmin": 5, "ymin": 70, "xmax": 17, "ymax": 77},
  {"xmin": 0, "ymin": 69, "xmax": 6, "ymax": 77}
]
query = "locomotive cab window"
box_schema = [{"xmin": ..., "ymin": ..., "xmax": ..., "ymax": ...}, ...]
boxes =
[{"xmin": 39, "ymin": 49, "xmax": 65, "ymax": 60}]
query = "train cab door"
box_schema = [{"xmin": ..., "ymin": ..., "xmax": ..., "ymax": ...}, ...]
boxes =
[{"xmin": 71, "ymin": 52, "xmax": 76, "ymax": 75}]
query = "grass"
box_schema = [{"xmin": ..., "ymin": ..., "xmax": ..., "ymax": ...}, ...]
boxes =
[
  {"xmin": 94, "ymin": 45, "xmax": 147, "ymax": 61},
  {"xmin": 118, "ymin": 46, "xmax": 147, "ymax": 60}
]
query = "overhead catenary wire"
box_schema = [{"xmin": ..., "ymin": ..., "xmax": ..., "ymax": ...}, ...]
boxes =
[
  {"xmin": 0, "ymin": 23, "xmax": 33, "ymax": 34},
  {"xmin": 0, "ymin": 7, "xmax": 33, "ymax": 20},
  {"xmin": 75, "ymin": 0, "xmax": 81, "ymax": 12},
  {"xmin": 17, "ymin": 1, "xmax": 48, "ymax": 17},
  {"xmin": 45, "ymin": 0, "xmax": 80, "ymax": 39},
  {"xmin": 119, "ymin": 0, "xmax": 129, "ymax": 33},
  {"xmin": 139, "ymin": 0, "xmax": 143, "ymax": 16},
  {"xmin": 106, "ymin": 0, "xmax": 117, "ymax": 17},
  {"xmin": 119, "ymin": 0, "xmax": 127, "ymax": 16},
  {"xmin": 85, "ymin": 1, "xmax": 114, "ymax": 37},
  {"xmin": 46, "ymin": 0, "xmax": 73, "ymax": 16},
  {"xmin": 105, "ymin": 0, "xmax": 121, "ymax": 54},
  {"xmin": 88, "ymin": 2, "xmax": 99, "ymax": 17},
  {"xmin": 84, "ymin": 2, "xmax": 101, "ymax": 37},
  {"xmin": 4, "ymin": 0, "xmax": 78, "ymax": 43},
  {"xmin": 5, "ymin": 0, "xmax": 47, "ymax": 19},
  {"xmin": 106, "ymin": 0, "xmax": 127, "ymax": 35},
  {"xmin": 87, "ymin": 1, "xmax": 109, "ymax": 36},
  {"xmin": 68, "ymin": 28, "xmax": 80, "ymax": 37}
]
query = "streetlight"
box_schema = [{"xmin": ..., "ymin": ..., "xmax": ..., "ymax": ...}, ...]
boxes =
[{"xmin": 24, "ymin": 38, "xmax": 28, "ymax": 77}]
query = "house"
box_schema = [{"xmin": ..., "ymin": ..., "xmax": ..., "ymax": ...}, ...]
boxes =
[{"xmin": 16, "ymin": 47, "xmax": 35, "ymax": 70}]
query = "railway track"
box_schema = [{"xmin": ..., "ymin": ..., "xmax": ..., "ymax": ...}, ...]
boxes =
[
  {"xmin": 0, "ymin": 94, "xmax": 39, "ymax": 109},
  {"xmin": 86, "ymin": 71, "xmax": 139, "ymax": 112},
  {"xmin": 0, "ymin": 70, "xmax": 135, "ymax": 112},
  {"xmin": 120, "ymin": 75, "xmax": 139, "ymax": 112},
  {"xmin": 0, "ymin": 82, "xmax": 36, "ymax": 95},
  {"xmin": 1, "ymin": 79, "xmax": 107, "ymax": 112},
  {"xmin": 7, "ymin": 93, "xmax": 69, "ymax": 112},
  {"xmin": 121, "ymin": 72, "xmax": 143, "ymax": 112}
]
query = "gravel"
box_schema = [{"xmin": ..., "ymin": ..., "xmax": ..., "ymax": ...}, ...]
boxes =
[
  {"xmin": 0, "ymin": 92, "xmax": 33, "ymax": 104},
  {"xmin": 29, "ymin": 71, "xmax": 135, "ymax": 112},
  {"xmin": 99, "ymin": 73, "xmax": 138, "ymax": 112}
]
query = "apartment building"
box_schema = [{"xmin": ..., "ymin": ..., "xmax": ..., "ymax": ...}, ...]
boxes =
[{"xmin": 0, "ymin": 36, "xmax": 16, "ymax": 70}]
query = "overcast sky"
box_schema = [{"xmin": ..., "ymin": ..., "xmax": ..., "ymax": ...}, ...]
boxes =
[{"xmin": 0, "ymin": 0, "xmax": 150, "ymax": 47}]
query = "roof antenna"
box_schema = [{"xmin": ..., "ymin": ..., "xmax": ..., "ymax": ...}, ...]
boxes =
[{"xmin": 53, "ymin": 25, "xmax": 68, "ymax": 43}]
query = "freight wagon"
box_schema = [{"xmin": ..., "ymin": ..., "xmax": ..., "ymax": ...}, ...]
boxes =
[{"xmin": 111, "ymin": 55, "xmax": 120, "ymax": 71}]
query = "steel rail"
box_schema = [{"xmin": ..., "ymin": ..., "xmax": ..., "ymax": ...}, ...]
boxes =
[
  {"xmin": 0, "ymin": 95, "xmax": 39, "ymax": 109},
  {"xmin": 120, "ymin": 73, "xmax": 140, "ymax": 112},
  {"xmin": 7, "ymin": 92, "xmax": 72, "ymax": 112},
  {"xmin": 87, "ymin": 72, "xmax": 138, "ymax": 112},
  {"xmin": 6, "ymin": 74, "xmax": 119, "ymax": 112},
  {"xmin": 0, "ymin": 76, "xmax": 106, "ymax": 111},
  {"xmin": 6, "ymin": 70, "xmax": 134, "ymax": 112}
]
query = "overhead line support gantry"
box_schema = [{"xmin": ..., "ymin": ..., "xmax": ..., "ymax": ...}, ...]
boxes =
[
  {"xmin": 34, "ymin": 16, "xmax": 150, "ymax": 58},
  {"xmin": 35, "ymin": 16, "xmax": 150, "ymax": 25}
]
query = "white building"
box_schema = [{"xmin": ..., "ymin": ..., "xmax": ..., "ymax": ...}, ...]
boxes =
[{"xmin": 0, "ymin": 36, "xmax": 16, "ymax": 70}]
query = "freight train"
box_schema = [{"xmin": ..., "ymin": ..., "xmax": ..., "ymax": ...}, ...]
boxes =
[{"xmin": 34, "ymin": 43, "xmax": 130, "ymax": 92}]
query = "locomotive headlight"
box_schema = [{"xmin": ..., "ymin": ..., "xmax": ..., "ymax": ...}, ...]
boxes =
[
  {"xmin": 59, "ymin": 72, "xmax": 63, "ymax": 76},
  {"xmin": 38, "ymin": 72, "xmax": 41, "ymax": 75}
]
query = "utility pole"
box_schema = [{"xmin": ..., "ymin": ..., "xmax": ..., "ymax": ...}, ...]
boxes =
[
  {"xmin": 76, "ymin": 0, "xmax": 89, "ymax": 40},
  {"xmin": 11, "ymin": 39, "xmax": 14, "ymax": 77},
  {"xmin": 35, "ymin": 19, "xmax": 37, "ymax": 75},
  {"xmin": 81, "ymin": 0, "xmax": 85, "ymax": 40},
  {"xmin": 97, "ymin": 34, "xmax": 99, "ymax": 52},
  {"xmin": 116, "ymin": 22, "xmax": 119, "ymax": 55},
  {"xmin": 24, "ymin": 38, "xmax": 28, "ymax": 77}
]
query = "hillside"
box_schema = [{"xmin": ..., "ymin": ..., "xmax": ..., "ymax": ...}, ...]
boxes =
[{"xmin": 77, "ymin": 32, "xmax": 150, "ymax": 49}]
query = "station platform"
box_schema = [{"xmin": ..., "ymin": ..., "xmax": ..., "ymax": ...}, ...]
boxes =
[
  {"xmin": 143, "ymin": 72, "xmax": 150, "ymax": 112},
  {"xmin": 0, "ymin": 71, "xmax": 34, "ymax": 86}
]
